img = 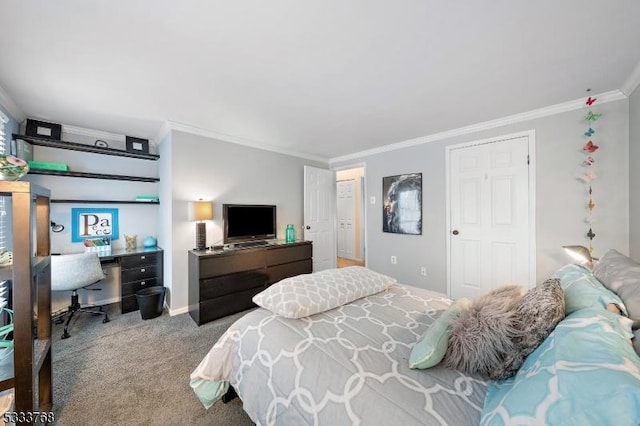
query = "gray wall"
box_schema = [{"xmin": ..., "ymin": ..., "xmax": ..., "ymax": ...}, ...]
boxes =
[
  {"xmin": 164, "ymin": 130, "xmax": 325, "ymax": 312},
  {"xmin": 630, "ymin": 87, "xmax": 640, "ymax": 258},
  {"xmin": 334, "ymin": 99, "xmax": 630, "ymax": 294}
]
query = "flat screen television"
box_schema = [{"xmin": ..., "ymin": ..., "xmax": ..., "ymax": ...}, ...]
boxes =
[{"xmin": 223, "ymin": 204, "xmax": 277, "ymax": 244}]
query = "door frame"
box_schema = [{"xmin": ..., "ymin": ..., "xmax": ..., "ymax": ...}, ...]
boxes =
[
  {"xmin": 444, "ymin": 130, "xmax": 537, "ymax": 298},
  {"xmin": 332, "ymin": 162, "xmax": 368, "ymax": 266}
]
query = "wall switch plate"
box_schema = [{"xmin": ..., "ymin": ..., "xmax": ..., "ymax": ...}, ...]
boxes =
[
  {"xmin": 420, "ymin": 267, "xmax": 427, "ymax": 276},
  {"xmin": 370, "ymin": 196, "xmax": 376, "ymax": 204},
  {"xmin": 391, "ymin": 256, "xmax": 397, "ymax": 264}
]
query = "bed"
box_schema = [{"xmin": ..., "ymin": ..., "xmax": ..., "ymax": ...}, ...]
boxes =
[{"xmin": 191, "ymin": 254, "xmax": 640, "ymax": 426}]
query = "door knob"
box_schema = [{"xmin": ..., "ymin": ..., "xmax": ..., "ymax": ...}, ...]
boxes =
[
  {"xmin": 452, "ymin": 230, "xmax": 459, "ymax": 235},
  {"xmin": 306, "ymin": 225, "xmax": 311, "ymax": 230}
]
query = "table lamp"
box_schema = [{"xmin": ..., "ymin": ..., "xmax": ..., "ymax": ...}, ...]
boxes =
[
  {"xmin": 188, "ymin": 200, "xmax": 213, "ymax": 250},
  {"xmin": 562, "ymin": 245, "xmax": 598, "ymax": 270}
]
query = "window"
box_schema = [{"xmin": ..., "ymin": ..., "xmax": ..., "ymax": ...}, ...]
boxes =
[{"xmin": 0, "ymin": 110, "xmax": 8, "ymax": 253}]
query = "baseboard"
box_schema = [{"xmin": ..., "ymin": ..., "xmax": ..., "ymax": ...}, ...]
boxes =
[{"xmin": 167, "ymin": 305, "xmax": 189, "ymax": 316}]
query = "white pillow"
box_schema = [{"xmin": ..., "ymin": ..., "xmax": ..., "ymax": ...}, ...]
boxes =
[{"xmin": 252, "ymin": 266, "xmax": 396, "ymax": 318}]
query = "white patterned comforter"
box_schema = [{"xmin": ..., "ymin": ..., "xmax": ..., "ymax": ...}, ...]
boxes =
[{"xmin": 190, "ymin": 284, "xmax": 488, "ymax": 425}]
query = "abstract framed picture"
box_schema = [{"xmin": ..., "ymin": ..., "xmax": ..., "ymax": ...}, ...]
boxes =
[
  {"xmin": 71, "ymin": 207, "xmax": 119, "ymax": 242},
  {"xmin": 382, "ymin": 173, "xmax": 422, "ymax": 235}
]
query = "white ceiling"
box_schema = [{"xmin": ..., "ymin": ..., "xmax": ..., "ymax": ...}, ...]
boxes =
[{"xmin": 1, "ymin": 1, "xmax": 639, "ymax": 162}]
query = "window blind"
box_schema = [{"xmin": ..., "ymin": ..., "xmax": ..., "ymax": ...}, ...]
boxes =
[{"xmin": 0, "ymin": 111, "xmax": 8, "ymax": 253}]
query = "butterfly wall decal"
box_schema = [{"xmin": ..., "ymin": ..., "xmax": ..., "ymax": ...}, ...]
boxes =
[
  {"xmin": 584, "ymin": 111, "xmax": 602, "ymax": 122},
  {"xmin": 583, "ymin": 156, "xmax": 595, "ymax": 166},
  {"xmin": 583, "ymin": 140, "xmax": 599, "ymax": 153},
  {"xmin": 584, "ymin": 127, "xmax": 595, "ymax": 137},
  {"xmin": 588, "ymin": 199, "xmax": 595, "ymax": 210},
  {"xmin": 586, "ymin": 96, "xmax": 597, "ymax": 106},
  {"xmin": 580, "ymin": 171, "xmax": 598, "ymax": 183},
  {"xmin": 587, "ymin": 228, "xmax": 596, "ymax": 240}
]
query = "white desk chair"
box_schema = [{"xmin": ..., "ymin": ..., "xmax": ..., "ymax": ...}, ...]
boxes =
[{"xmin": 51, "ymin": 253, "xmax": 110, "ymax": 339}]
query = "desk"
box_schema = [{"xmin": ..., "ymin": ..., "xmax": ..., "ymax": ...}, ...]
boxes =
[{"xmin": 98, "ymin": 247, "xmax": 164, "ymax": 313}]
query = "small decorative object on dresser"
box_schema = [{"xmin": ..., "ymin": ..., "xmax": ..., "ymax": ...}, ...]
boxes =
[
  {"xmin": 143, "ymin": 235, "xmax": 158, "ymax": 248},
  {"xmin": 285, "ymin": 224, "xmax": 296, "ymax": 243},
  {"xmin": 124, "ymin": 234, "xmax": 137, "ymax": 251}
]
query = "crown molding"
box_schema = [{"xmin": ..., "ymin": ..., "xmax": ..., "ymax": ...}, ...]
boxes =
[
  {"xmin": 0, "ymin": 84, "xmax": 25, "ymax": 122},
  {"xmin": 162, "ymin": 120, "xmax": 329, "ymax": 163},
  {"xmin": 621, "ymin": 60, "xmax": 640, "ymax": 96},
  {"xmin": 330, "ymin": 89, "xmax": 627, "ymax": 164}
]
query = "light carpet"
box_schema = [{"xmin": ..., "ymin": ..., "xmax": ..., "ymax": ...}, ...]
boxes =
[{"xmin": 50, "ymin": 304, "xmax": 255, "ymax": 425}]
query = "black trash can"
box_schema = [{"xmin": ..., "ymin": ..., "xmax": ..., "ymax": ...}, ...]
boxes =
[{"xmin": 136, "ymin": 286, "xmax": 166, "ymax": 320}]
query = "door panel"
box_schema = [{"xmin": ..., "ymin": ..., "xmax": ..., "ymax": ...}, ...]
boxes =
[
  {"xmin": 304, "ymin": 166, "xmax": 336, "ymax": 271},
  {"xmin": 450, "ymin": 135, "xmax": 530, "ymax": 299}
]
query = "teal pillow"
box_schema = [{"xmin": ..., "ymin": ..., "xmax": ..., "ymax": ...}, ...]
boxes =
[
  {"xmin": 409, "ymin": 297, "xmax": 471, "ymax": 369},
  {"xmin": 553, "ymin": 264, "xmax": 627, "ymax": 315},
  {"xmin": 481, "ymin": 308, "xmax": 640, "ymax": 426}
]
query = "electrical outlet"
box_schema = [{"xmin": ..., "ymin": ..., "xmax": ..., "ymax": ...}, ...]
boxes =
[
  {"xmin": 391, "ymin": 256, "xmax": 397, "ymax": 264},
  {"xmin": 420, "ymin": 267, "xmax": 427, "ymax": 276}
]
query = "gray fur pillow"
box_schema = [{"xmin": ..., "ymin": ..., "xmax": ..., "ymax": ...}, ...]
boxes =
[
  {"xmin": 445, "ymin": 285, "xmax": 524, "ymax": 380},
  {"xmin": 445, "ymin": 279, "xmax": 565, "ymax": 380}
]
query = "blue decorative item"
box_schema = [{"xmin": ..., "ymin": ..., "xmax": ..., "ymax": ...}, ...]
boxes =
[
  {"xmin": 285, "ymin": 224, "xmax": 296, "ymax": 243},
  {"xmin": 143, "ymin": 236, "xmax": 157, "ymax": 248}
]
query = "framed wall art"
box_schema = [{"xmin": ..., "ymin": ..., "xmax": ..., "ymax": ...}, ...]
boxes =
[
  {"xmin": 71, "ymin": 207, "xmax": 119, "ymax": 242},
  {"xmin": 382, "ymin": 173, "xmax": 422, "ymax": 235}
]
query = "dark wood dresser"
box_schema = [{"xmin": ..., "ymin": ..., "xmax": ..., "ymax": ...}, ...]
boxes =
[{"xmin": 188, "ymin": 241, "xmax": 312, "ymax": 325}]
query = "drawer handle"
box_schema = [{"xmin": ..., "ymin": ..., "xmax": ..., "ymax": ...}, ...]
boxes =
[
  {"xmin": 141, "ymin": 281, "xmax": 146, "ymax": 286},
  {"xmin": 140, "ymin": 268, "xmax": 146, "ymax": 273},
  {"xmin": 141, "ymin": 255, "xmax": 146, "ymax": 259}
]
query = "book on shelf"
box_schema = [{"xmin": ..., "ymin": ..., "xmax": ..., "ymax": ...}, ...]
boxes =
[{"xmin": 135, "ymin": 195, "xmax": 159, "ymax": 202}]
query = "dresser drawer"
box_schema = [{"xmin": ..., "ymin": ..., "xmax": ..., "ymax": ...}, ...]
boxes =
[
  {"xmin": 266, "ymin": 243, "xmax": 312, "ymax": 266},
  {"xmin": 267, "ymin": 259, "xmax": 312, "ymax": 285},
  {"xmin": 120, "ymin": 252, "xmax": 160, "ymax": 269},
  {"xmin": 200, "ymin": 269, "xmax": 267, "ymax": 300},
  {"xmin": 197, "ymin": 287, "xmax": 262, "ymax": 324},
  {"xmin": 122, "ymin": 265, "xmax": 159, "ymax": 283},
  {"xmin": 122, "ymin": 278, "xmax": 161, "ymax": 297},
  {"xmin": 199, "ymin": 250, "xmax": 266, "ymax": 278}
]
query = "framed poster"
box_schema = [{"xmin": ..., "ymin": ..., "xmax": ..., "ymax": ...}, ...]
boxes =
[
  {"xmin": 71, "ymin": 207, "xmax": 119, "ymax": 242},
  {"xmin": 382, "ymin": 173, "xmax": 422, "ymax": 235}
]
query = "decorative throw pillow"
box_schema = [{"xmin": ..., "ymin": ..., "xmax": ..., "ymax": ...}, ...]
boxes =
[
  {"xmin": 445, "ymin": 280, "xmax": 564, "ymax": 380},
  {"xmin": 498, "ymin": 279, "xmax": 565, "ymax": 379},
  {"xmin": 554, "ymin": 263, "xmax": 627, "ymax": 315},
  {"xmin": 594, "ymin": 249, "xmax": 640, "ymax": 319},
  {"xmin": 481, "ymin": 308, "xmax": 640, "ymax": 426},
  {"xmin": 445, "ymin": 285, "xmax": 525, "ymax": 380},
  {"xmin": 409, "ymin": 297, "xmax": 472, "ymax": 369},
  {"xmin": 252, "ymin": 266, "xmax": 396, "ymax": 318}
]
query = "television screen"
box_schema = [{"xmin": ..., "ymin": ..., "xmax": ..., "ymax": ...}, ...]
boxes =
[{"xmin": 223, "ymin": 204, "xmax": 276, "ymax": 244}]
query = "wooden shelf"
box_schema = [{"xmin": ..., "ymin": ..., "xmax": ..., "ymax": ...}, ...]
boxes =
[
  {"xmin": 51, "ymin": 199, "xmax": 160, "ymax": 205},
  {"xmin": 13, "ymin": 134, "xmax": 159, "ymax": 160},
  {"xmin": 0, "ymin": 181, "xmax": 53, "ymax": 414},
  {"xmin": 28, "ymin": 169, "xmax": 159, "ymax": 182}
]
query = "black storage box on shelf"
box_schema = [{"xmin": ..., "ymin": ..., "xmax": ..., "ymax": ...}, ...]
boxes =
[
  {"xmin": 125, "ymin": 136, "xmax": 150, "ymax": 154},
  {"xmin": 25, "ymin": 119, "xmax": 62, "ymax": 140},
  {"xmin": 135, "ymin": 286, "xmax": 166, "ymax": 320}
]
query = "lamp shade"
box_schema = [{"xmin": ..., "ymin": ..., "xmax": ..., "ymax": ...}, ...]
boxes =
[
  {"xmin": 562, "ymin": 245, "xmax": 597, "ymax": 264},
  {"xmin": 188, "ymin": 201, "xmax": 213, "ymax": 221}
]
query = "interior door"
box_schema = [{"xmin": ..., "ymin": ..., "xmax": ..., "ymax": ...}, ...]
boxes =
[
  {"xmin": 448, "ymin": 134, "xmax": 532, "ymax": 300},
  {"xmin": 304, "ymin": 165, "xmax": 336, "ymax": 271},
  {"xmin": 337, "ymin": 179, "xmax": 356, "ymax": 260}
]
